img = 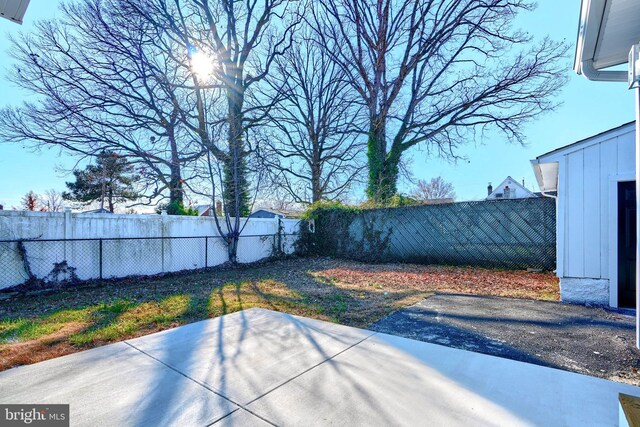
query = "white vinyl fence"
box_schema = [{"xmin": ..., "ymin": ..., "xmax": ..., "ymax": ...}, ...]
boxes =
[{"xmin": 0, "ymin": 210, "xmax": 302, "ymax": 290}]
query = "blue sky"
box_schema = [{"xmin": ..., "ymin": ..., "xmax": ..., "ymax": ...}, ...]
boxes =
[{"xmin": 0, "ymin": 0, "xmax": 635, "ymax": 207}]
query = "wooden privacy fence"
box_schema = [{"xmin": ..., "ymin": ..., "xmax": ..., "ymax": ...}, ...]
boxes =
[{"xmin": 311, "ymin": 197, "xmax": 556, "ymax": 270}]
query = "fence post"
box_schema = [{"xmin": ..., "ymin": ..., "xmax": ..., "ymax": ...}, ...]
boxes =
[
  {"xmin": 63, "ymin": 207, "xmax": 72, "ymax": 239},
  {"xmin": 63, "ymin": 207, "xmax": 72, "ymax": 261},
  {"xmin": 160, "ymin": 210, "xmax": 167, "ymax": 273},
  {"xmin": 277, "ymin": 217, "xmax": 283, "ymax": 255},
  {"xmin": 205, "ymin": 236, "xmax": 208, "ymax": 268},
  {"xmin": 99, "ymin": 239, "xmax": 103, "ymax": 279}
]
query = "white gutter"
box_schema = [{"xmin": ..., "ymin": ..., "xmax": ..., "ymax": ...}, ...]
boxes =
[
  {"xmin": 574, "ymin": 0, "xmax": 627, "ymax": 83},
  {"xmin": 579, "ymin": 59, "xmax": 627, "ymax": 82}
]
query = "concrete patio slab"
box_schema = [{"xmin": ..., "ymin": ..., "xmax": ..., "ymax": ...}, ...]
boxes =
[
  {"xmin": 248, "ymin": 331, "xmax": 640, "ymax": 426},
  {"xmin": 125, "ymin": 307, "xmax": 373, "ymax": 404},
  {"xmin": 0, "ymin": 342, "xmax": 235, "ymax": 426},
  {"xmin": 213, "ymin": 409, "xmax": 271, "ymax": 426},
  {"xmin": 1, "ymin": 308, "xmax": 639, "ymax": 426}
]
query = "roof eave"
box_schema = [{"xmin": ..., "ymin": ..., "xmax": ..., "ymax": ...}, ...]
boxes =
[
  {"xmin": 0, "ymin": 0, "xmax": 31, "ymax": 25},
  {"xmin": 530, "ymin": 160, "xmax": 559, "ymax": 194},
  {"xmin": 536, "ymin": 121, "xmax": 635, "ymax": 160},
  {"xmin": 574, "ymin": 0, "xmax": 628, "ymax": 82}
]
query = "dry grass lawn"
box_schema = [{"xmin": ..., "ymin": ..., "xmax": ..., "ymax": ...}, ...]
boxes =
[{"xmin": 0, "ymin": 257, "xmax": 558, "ymax": 371}]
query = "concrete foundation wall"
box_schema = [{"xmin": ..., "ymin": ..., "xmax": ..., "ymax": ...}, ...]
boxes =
[
  {"xmin": 0, "ymin": 210, "xmax": 301, "ymax": 289},
  {"xmin": 559, "ymin": 277, "xmax": 609, "ymax": 306}
]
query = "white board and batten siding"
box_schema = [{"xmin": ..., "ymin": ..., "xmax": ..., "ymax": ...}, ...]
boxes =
[{"xmin": 536, "ymin": 122, "xmax": 635, "ymax": 306}]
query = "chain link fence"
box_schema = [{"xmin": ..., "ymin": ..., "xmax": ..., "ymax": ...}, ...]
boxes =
[
  {"xmin": 0, "ymin": 232, "xmax": 299, "ymax": 290},
  {"xmin": 312, "ymin": 198, "xmax": 556, "ymax": 270}
]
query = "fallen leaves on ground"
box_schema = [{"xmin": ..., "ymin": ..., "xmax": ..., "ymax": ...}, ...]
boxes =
[{"xmin": 313, "ymin": 262, "xmax": 559, "ymax": 301}]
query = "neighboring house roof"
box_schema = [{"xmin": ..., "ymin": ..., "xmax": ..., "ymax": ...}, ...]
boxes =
[
  {"xmin": 249, "ymin": 208, "xmax": 303, "ymax": 218},
  {"xmin": 531, "ymin": 121, "xmax": 636, "ymax": 193},
  {"xmin": 249, "ymin": 209, "xmax": 286, "ymax": 219},
  {"xmin": 80, "ymin": 208, "xmax": 112, "ymax": 214},
  {"xmin": 195, "ymin": 205, "xmax": 212, "ymax": 216},
  {"xmin": 486, "ymin": 176, "xmax": 537, "ymax": 200},
  {"xmin": 0, "ymin": 0, "xmax": 30, "ymax": 24}
]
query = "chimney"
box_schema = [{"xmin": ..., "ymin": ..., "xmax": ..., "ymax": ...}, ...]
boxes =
[
  {"xmin": 215, "ymin": 200, "xmax": 223, "ymax": 216},
  {"xmin": 487, "ymin": 182, "xmax": 493, "ymax": 196}
]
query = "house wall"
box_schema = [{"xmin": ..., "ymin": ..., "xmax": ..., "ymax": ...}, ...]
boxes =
[
  {"xmin": 552, "ymin": 125, "xmax": 636, "ymax": 306},
  {"xmin": 486, "ymin": 178, "xmax": 534, "ymax": 200},
  {"xmin": 0, "ymin": 210, "xmax": 302, "ymax": 289}
]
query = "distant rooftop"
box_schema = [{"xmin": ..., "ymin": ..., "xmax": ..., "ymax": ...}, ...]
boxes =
[{"xmin": 80, "ymin": 208, "xmax": 112, "ymax": 214}]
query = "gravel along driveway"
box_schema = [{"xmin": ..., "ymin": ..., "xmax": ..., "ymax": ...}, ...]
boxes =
[{"xmin": 370, "ymin": 294, "xmax": 640, "ymax": 385}]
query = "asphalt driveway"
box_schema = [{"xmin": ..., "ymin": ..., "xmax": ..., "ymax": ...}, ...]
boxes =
[{"xmin": 371, "ymin": 294, "xmax": 640, "ymax": 385}]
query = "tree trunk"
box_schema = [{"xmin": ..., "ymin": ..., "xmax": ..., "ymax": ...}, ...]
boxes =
[
  {"xmin": 224, "ymin": 87, "xmax": 250, "ymax": 217},
  {"xmin": 107, "ymin": 187, "xmax": 114, "ymax": 213},
  {"xmin": 311, "ymin": 160, "xmax": 322, "ymax": 203},
  {"xmin": 227, "ymin": 235, "xmax": 239, "ymax": 264},
  {"xmin": 169, "ymin": 164, "xmax": 183, "ymax": 206},
  {"xmin": 379, "ymin": 148, "xmax": 401, "ymax": 201},
  {"xmin": 366, "ymin": 117, "xmax": 398, "ymax": 202},
  {"xmin": 168, "ymin": 130, "xmax": 184, "ymax": 206}
]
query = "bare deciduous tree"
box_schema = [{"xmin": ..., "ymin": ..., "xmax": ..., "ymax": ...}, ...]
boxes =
[
  {"xmin": 253, "ymin": 185, "xmax": 300, "ymax": 213},
  {"xmin": 411, "ymin": 177, "xmax": 456, "ymax": 201},
  {"xmin": 42, "ymin": 189, "xmax": 64, "ymax": 212},
  {"xmin": 261, "ymin": 30, "xmax": 365, "ymax": 204},
  {"xmin": 118, "ymin": 0, "xmax": 303, "ymax": 262},
  {"xmin": 132, "ymin": 0, "xmax": 301, "ymax": 218},
  {"xmin": 314, "ymin": 0, "xmax": 568, "ymax": 203},
  {"xmin": 0, "ymin": 0, "xmax": 203, "ymax": 210}
]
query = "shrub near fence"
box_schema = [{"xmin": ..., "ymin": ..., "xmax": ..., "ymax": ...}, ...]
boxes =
[{"xmin": 306, "ymin": 198, "xmax": 556, "ymax": 270}]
